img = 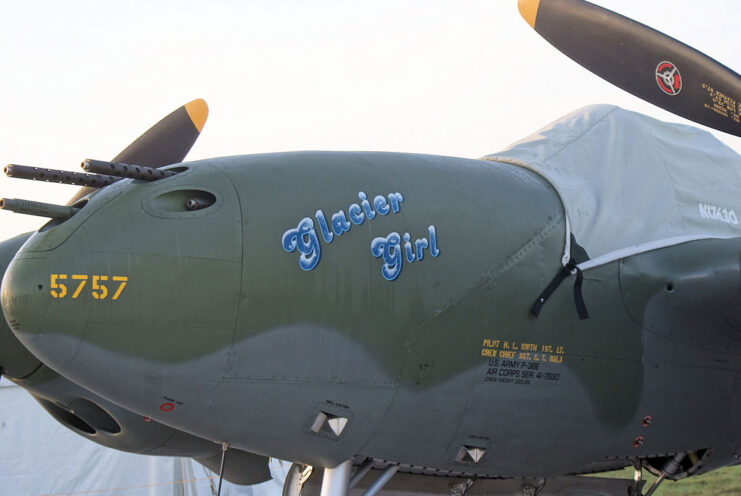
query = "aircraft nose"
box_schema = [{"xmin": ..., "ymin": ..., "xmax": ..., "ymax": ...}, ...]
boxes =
[
  {"xmin": 0, "ymin": 233, "xmax": 44, "ymax": 379},
  {"xmin": 1, "ymin": 229, "xmax": 92, "ymax": 370},
  {"xmin": 1, "ymin": 255, "xmax": 48, "ymax": 340}
]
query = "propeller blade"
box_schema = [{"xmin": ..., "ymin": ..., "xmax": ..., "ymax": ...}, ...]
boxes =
[
  {"xmin": 67, "ymin": 98, "xmax": 208, "ymax": 204},
  {"xmin": 518, "ymin": 0, "xmax": 741, "ymax": 137},
  {"xmin": 112, "ymin": 98, "xmax": 208, "ymax": 166}
]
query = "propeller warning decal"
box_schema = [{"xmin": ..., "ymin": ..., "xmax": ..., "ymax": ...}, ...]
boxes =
[
  {"xmin": 656, "ymin": 61, "xmax": 682, "ymax": 96},
  {"xmin": 702, "ymin": 83, "xmax": 741, "ymax": 124}
]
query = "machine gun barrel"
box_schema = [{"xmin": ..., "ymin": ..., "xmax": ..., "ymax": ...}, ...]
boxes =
[
  {"xmin": 81, "ymin": 159, "xmax": 177, "ymax": 181},
  {"xmin": 0, "ymin": 198, "xmax": 80, "ymax": 220},
  {"xmin": 186, "ymin": 196, "xmax": 214, "ymax": 211},
  {"xmin": 5, "ymin": 164, "xmax": 119, "ymax": 188}
]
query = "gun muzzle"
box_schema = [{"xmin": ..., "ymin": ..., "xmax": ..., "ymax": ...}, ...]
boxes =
[{"xmin": 0, "ymin": 198, "xmax": 80, "ymax": 220}]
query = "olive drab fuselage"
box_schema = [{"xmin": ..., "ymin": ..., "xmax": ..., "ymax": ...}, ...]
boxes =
[{"xmin": 3, "ymin": 151, "xmax": 741, "ymax": 477}]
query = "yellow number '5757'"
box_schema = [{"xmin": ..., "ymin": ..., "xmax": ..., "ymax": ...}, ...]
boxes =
[{"xmin": 50, "ymin": 274, "xmax": 128, "ymax": 300}]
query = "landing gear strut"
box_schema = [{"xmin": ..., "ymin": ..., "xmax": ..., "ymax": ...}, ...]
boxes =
[
  {"xmin": 643, "ymin": 453, "xmax": 686, "ymax": 496},
  {"xmin": 284, "ymin": 459, "xmax": 400, "ymax": 496},
  {"xmin": 320, "ymin": 461, "xmax": 352, "ymax": 496}
]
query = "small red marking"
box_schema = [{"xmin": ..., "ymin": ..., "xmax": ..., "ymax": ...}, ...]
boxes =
[
  {"xmin": 143, "ymin": 416, "xmax": 153, "ymax": 423},
  {"xmin": 160, "ymin": 402, "xmax": 175, "ymax": 412},
  {"xmin": 633, "ymin": 435, "xmax": 645, "ymax": 448},
  {"xmin": 655, "ymin": 61, "xmax": 682, "ymax": 96}
]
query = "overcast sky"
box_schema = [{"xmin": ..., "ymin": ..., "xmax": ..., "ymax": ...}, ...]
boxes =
[{"xmin": 0, "ymin": 0, "xmax": 739, "ymax": 236}]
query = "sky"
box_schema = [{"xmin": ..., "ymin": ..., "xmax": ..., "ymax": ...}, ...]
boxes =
[{"xmin": 0, "ymin": 0, "xmax": 739, "ymax": 237}]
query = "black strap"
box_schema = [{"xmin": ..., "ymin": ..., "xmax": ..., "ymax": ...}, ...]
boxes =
[
  {"xmin": 532, "ymin": 258, "xmax": 589, "ymax": 320},
  {"xmin": 572, "ymin": 265, "xmax": 589, "ymax": 320},
  {"xmin": 532, "ymin": 260, "xmax": 574, "ymax": 317}
]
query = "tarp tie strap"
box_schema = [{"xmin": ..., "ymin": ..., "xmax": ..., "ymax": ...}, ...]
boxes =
[
  {"xmin": 532, "ymin": 258, "xmax": 589, "ymax": 320},
  {"xmin": 217, "ymin": 442, "xmax": 228, "ymax": 496}
]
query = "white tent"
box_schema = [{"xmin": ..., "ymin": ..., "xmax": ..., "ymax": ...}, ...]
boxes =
[{"xmin": 0, "ymin": 377, "xmax": 286, "ymax": 496}]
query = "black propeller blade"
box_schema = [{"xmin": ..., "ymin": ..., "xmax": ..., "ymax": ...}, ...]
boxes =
[
  {"xmin": 518, "ymin": 0, "xmax": 741, "ymax": 137},
  {"xmin": 112, "ymin": 98, "xmax": 208, "ymax": 166},
  {"xmin": 68, "ymin": 98, "xmax": 208, "ymax": 204}
]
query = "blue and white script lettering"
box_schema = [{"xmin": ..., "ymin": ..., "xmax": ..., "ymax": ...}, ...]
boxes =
[
  {"xmin": 281, "ymin": 217, "xmax": 321, "ymax": 270},
  {"xmin": 282, "ymin": 191, "xmax": 404, "ymax": 270},
  {"xmin": 371, "ymin": 226, "xmax": 440, "ymax": 281}
]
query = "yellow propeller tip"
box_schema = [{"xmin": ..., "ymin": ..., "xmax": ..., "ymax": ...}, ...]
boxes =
[
  {"xmin": 185, "ymin": 98, "xmax": 209, "ymax": 133},
  {"xmin": 518, "ymin": 0, "xmax": 541, "ymax": 28}
]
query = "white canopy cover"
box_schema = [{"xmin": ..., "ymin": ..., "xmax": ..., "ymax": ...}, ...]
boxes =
[{"xmin": 483, "ymin": 105, "xmax": 741, "ymax": 270}]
